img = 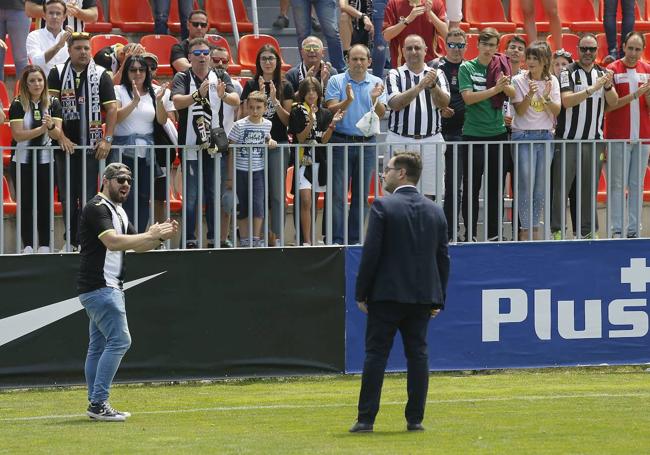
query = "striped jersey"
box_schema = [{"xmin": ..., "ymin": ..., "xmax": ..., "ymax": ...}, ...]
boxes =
[
  {"xmin": 386, "ymin": 65, "xmax": 449, "ymax": 137},
  {"xmin": 557, "ymin": 62, "xmax": 608, "ymax": 140}
]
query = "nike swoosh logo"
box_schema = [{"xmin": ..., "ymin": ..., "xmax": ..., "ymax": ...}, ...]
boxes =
[{"xmin": 0, "ymin": 272, "xmax": 166, "ymax": 348}]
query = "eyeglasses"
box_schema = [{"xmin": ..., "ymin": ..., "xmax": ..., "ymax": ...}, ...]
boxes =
[
  {"xmin": 190, "ymin": 21, "xmax": 208, "ymax": 28},
  {"xmin": 191, "ymin": 49, "xmax": 211, "ymax": 56},
  {"xmin": 405, "ymin": 45, "xmax": 423, "ymax": 51},
  {"xmin": 579, "ymin": 46, "xmax": 598, "ymax": 53},
  {"xmin": 128, "ymin": 66, "xmax": 146, "ymax": 73},
  {"xmin": 302, "ymin": 44, "xmax": 322, "ymax": 52},
  {"xmin": 114, "ymin": 176, "xmax": 133, "ymax": 185},
  {"xmin": 446, "ymin": 42, "xmax": 466, "ymax": 49},
  {"xmin": 211, "ymin": 57, "xmax": 229, "ymax": 64},
  {"xmin": 383, "ymin": 166, "xmax": 402, "ymax": 174},
  {"xmin": 260, "ymin": 56, "xmax": 277, "ymax": 62},
  {"xmin": 554, "ymin": 49, "xmax": 573, "ymax": 59}
]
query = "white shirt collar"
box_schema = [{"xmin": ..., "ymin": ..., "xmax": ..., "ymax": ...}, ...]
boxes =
[{"xmin": 393, "ymin": 184, "xmax": 417, "ymax": 193}]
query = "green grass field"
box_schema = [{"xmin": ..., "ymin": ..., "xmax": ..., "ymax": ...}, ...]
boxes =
[{"xmin": 1, "ymin": 367, "xmax": 649, "ymax": 454}]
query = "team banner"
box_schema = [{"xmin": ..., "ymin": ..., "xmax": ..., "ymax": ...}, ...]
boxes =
[
  {"xmin": 345, "ymin": 241, "xmax": 650, "ymax": 373},
  {"xmin": 0, "ymin": 248, "xmax": 346, "ymax": 386}
]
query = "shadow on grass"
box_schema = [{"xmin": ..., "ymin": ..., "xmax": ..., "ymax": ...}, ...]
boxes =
[{"xmin": 45, "ymin": 418, "xmax": 110, "ymax": 427}]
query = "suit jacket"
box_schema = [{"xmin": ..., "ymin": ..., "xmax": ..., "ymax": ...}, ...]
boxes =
[{"xmin": 355, "ymin": 186, "xmax": 450, "ymax": 308}]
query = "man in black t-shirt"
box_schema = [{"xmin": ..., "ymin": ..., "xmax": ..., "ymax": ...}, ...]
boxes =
[
  {"xmin": 170, "ymin": 9, "xmax": 209, "ymax": 74},
  {"xmin": 48, "ymin": 32, "xmax": 117, "ymax": 249},
  {"xmin": 78, "ymin": 163, "xmax": 178, "ymax": 422}
]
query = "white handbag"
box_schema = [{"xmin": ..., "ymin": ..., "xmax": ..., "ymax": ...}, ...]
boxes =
[{"xmin": 355, "ymin": 98, "xmax": 381, "ymax": 137}]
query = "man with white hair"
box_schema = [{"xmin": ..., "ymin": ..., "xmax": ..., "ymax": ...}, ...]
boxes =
[{"xmin": 285, "ymin": 35, "xmax": 338, "ymax": 94}]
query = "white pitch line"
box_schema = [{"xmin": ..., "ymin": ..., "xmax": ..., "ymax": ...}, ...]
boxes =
[{"xmin": 3, "ymin": 392, "xmax": 650, "ymax": 422}]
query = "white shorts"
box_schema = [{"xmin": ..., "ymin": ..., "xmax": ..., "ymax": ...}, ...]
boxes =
[
  {"xmin": 298, "ymin": 163, "xmax": 327, "ymax": 192},
  {"xmin": 385, "ymin": 132, "xmax": 446, "ymax": 196}
]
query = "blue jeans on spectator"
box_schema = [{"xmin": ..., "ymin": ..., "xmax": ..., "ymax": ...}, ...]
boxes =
[
  {"xmin": 290, "ymin": 0, "xmax": 346, "ymax": 73},
  {"xmin": 608, "ymin": 141, "xmax": 650, "ymax": 237},
  {"xmin": 0, "ymin": 8, "xmax": 30, "ymax": 81},
  {"xmin": 80, "ymin": 287, "xmax": 132, "ymax": 404},
  {"xmin": 184, "ymin": 154, "xmax": 218, "ymax": 245},
  {"xmin": 513, "ymin": 130, "xmax": 553, "ymax": 230},
  {"xmin": 604, "ymin": 0, "xmax": 635, "ymax": 58},
  {"xmin": 108, "ymin": 150, "xmax": 152, "ymax": 233},
  {"xmin": 331, "ymin": 135, "xmax": 376, "ymax": 244},
  {"xmin": 371, "ymin": 0, "xmax": 387, "ymax": 77},
  {"xmin": 235, "ymin": 169, "xmax": 265, "ymax": 220},
  {"xmin": 152, "ymin": 0, "xmax": 193, "ymax": 40}
]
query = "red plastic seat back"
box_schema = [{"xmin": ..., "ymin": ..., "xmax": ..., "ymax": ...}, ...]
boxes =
[
  {"xmin": 85, "ymin": 1, "xmax": 113, "ymax": 33},
  {"xmin": 90, "ymin": 34, "xmax": 129, "ymax": 57},
  {"xmin": 139, "ymin": 34, "xmax": 178, "ymax": 76}
]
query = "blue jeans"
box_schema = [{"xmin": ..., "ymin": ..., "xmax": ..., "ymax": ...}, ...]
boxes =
[
  {"xmin": 331, "ymin": 135, "xmax": 376, "ymax": 244},
  {"xmin": 152, "ymin": 0, "xmax": 193, "ymax": 40},
  {"xmin": 80, "ymin": 287, "xmax": 132, "ymax": 404},
  {"xmin": 604, "ymin": 0, "xmax": 635, "ymax": 58},
  {"xmin": 107, "ymin": 152, "xmax": 152, "ymax": 233},
  {"xmin": 184, "ymin": 155, "xmax": 217, "ymax": 244},
  {"xmin": 370, "ymin": 0, "xmax": 387, "ymax": 77},
  {"xmin": 513, "ymin": 130, "xmax": 553, "ymax": 230},
  {"xmin": 608, "ymin": 141, "xmax": 650, "ymax": 236},
  {"xmin": 0, "ymin": 8, "xmax": 30, "ymax": 81},
  {"xmin": 290, "ymin": 0, "xmax": 346, "ymax": 73}
]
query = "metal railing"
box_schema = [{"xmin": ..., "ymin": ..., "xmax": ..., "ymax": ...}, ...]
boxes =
[{"xmin": 1, "ymin": 139, "xmax": 649, "ymax": 254}]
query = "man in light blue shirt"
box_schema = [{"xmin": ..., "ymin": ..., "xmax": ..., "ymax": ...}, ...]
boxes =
[{"xmin": 325, "ymin": 44, "xmax": 386, "ymax": 244}]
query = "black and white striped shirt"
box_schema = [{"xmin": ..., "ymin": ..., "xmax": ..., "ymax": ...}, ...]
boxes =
[
  {"xmin": 386, "ymin": 65, "xmax": 449, "ymax": 137},
  {"xmin": 557, "ymin": 62, "xmax": 607, "ymax": 140}
]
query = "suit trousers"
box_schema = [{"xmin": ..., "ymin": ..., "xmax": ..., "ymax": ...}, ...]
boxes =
[{"xmin": 357, "ymin": 301, "xmax": 432, "ymax": 425}]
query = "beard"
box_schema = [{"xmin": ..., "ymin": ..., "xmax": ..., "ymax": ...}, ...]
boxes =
[{"xmin": 108, "ymin": 185, "xmax": 129, "ymax": 204}]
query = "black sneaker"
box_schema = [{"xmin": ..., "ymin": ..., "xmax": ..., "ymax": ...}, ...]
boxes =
[
  {"xmin": 273, "ymin": 15, "xmax": 289, "ymax": 28},
  {"xmin": 87, "ymin": 402, "xmax": 130, "ymax": 421}
]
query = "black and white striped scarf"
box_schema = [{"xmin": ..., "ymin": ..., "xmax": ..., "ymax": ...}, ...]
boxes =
[{"xmin": 58, "ymin": 58, "xmax": 104, "ymax": 149}]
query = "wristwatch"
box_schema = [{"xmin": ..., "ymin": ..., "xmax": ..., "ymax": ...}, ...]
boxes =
[
  {"xmin": 104, "ymin": 135, "xmax": 113, "ymax": 143},
  {"xmin": 399, "ymin": 16, "xmax": 410, "ymax": 26}
]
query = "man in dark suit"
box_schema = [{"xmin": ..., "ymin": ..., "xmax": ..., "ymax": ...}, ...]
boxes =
[{"xmin": 350, "ymin": 152, "xmax": 450, "ymax": 433}]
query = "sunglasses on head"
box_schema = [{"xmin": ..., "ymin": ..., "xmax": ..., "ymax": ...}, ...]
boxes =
[
  {"xmin": 212, "ymin": 57, "xmax": 228, "ymax": 64},
  {"xmin": 71, "ymin": 32, "xmax": 91, "ymax": 39},
  {"xmin": 446, "ymin": 42, "xmax": 466, "ymax": 49},
  {"xmin": 114, "ymin": 176, "xmax": 133, "ymax": 185},
  {"xmin": 579, "ymin": 46, "xmax": 597, "ymax": 53},
  {"xmin": 190, "ymin": 21, "xmax": 208, "ymax": 28},
  {"xmin": 191, "ymin": 49, "xmax": 211, "ymax": 56},
  {"xmin": 554, "ymin": 49, "xmax": 572, "ymax": 59}
]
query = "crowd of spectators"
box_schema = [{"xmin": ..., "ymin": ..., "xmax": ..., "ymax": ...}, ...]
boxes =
[{"xmin": 2, "ymin": 0, "xmax": 650, "ymax": 253}]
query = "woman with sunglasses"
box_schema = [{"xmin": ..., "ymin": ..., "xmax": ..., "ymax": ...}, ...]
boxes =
[
  {"xmin": 511, "ymin": 42, "xmax": 561, "ymax": 240},
  {"xmin": 110, "ymin": 54, "xmax": 170, "ymax": 233},
  {"xmin": 240, "ymin": 44, "xmax": 295, "ymax": 245},
  {"xmin": 9, "ymin": 64, "xmax": 64, "ymax": 253}
]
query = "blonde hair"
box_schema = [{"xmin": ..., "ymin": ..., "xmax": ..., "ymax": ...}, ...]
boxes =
[{"xmin": 247, "ymin": 90, "xmax": 267, "ymax": 105}]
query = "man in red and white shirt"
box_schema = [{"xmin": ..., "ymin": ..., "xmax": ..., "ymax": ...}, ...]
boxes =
[
  {"xmin": 605, "ymin": 31, "xmax": 650, "ymax": 238},
  {"xmin": 382, "ymin": 0, "xmax": 447, "ymax": 69}
]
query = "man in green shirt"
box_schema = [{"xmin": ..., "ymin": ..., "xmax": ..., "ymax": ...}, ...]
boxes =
[{"xmin": 458, "ymin": 27, "xmax": 514, "ymax": 241}]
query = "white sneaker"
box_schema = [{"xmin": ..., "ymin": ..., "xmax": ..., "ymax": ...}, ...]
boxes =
[
  {"xmin": 37, "ymin": 246, "xmax": 51, "ymax": 254},
  {"xmin": 302, "ymin": 242, "xmax": 311, "ymax": 246},
  {"xmin": 22, "ymin": 246, "xmax": 34, "ymax": 254}
]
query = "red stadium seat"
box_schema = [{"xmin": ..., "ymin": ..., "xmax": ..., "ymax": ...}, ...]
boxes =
[
  {"xmin": 499, "ymin": 34, "xmax": 516, "ymax": 53},
  {"xmin": 109, "ymin": 1, "xmax": 155, "ymax": 33},
  {"xmin": 3, "ymin": 36, "xmax": 16, "ymax": 76},
  {"xmin": 85, "ymin": 1, "xmax": 113, "ymax": 33},
  {"xmin": 557, "ymin": 0, "xmax": 600, "ymax": 32},
  {"xmin": 464, "ymin": 34, "xmax": 479, "ymax": 60},
  {"xmin": 205, "ymin": 34, "xmax": 242, "ymax": 75},
  {"xmin": 510, "ymin": 0, "xmax": 551, "ymax": 32},
  {"xmin": 237, "ymin": 34, "xmax": 292, "ymax": 72},
  {"xmin": 139, "ymin": 34, "xmax": 178, "ymax": 76},
  {"xmin": 1, "ymin": 123, "xmax": 12, "ymax": 168},
  {"xmin": 205, "ymin": 0, "xmax": 254, "ymax": 33},
  {"xmin": 2, "ymin": 175, "xmax": 16, "ymax": 216},
  {"xmin": 464, "ymin": 0, "xmax": 516, "ymax": 32},
  {"xmin": 0, "ymin": 81, "xmax": 9, "ymax": 117},
  {"xmin": 90, "ymin": 34, "xmax": 129, "ymax": 57},
  {"xmin": 546, "ymin": 34, "xmax": 580, "ymax": 55},
  {"xmin": 595, "ymin": 33, "xmax": 617, "ymax": 65}
]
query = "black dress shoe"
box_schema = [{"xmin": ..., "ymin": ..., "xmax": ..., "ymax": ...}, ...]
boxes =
[
  {"xmin": 407, "ymin": 422, "xmax": 425, "ymax": 432},
  {"xmin": 349, "ymin": 422, "xmax": 373, "ymax": 433}
]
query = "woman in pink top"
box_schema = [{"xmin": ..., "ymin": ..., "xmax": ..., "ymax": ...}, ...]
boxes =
[{"xmin": 511, "ymin": 42, "xmax": 561, "ymax": 240}]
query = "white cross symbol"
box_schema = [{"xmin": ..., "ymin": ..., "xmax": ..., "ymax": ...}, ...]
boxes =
[{"xmin": 621, "ymin": 258, "xmax": 650, "ymax": 292}]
